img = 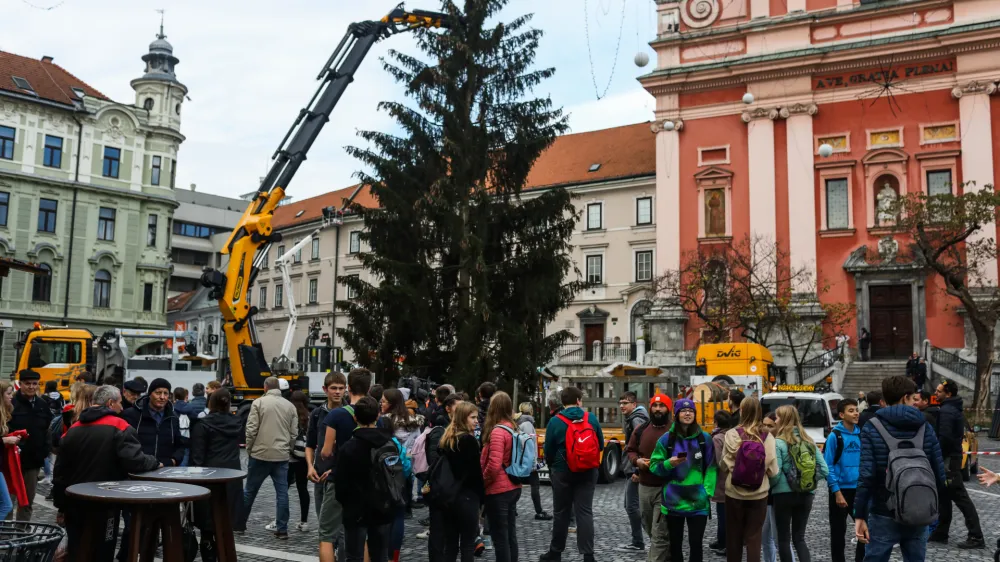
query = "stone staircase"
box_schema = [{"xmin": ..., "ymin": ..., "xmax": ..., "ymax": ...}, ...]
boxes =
[{"xmin": 839, "ymin": 360, "xmax": 909, "ymax": 399}]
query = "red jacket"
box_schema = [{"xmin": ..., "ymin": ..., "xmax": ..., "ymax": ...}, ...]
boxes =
[
  {"xmin": 3, "ymin": 430, "xmax": 29, "ymax": 506},
  {"xmin": 480, "ymin": 421, "xmax": 519, "ymax": 496}
]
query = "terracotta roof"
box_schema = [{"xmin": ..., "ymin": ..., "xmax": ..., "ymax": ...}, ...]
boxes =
[
  {"xmin": 271, "ymin": 122, "xmax": 655, "ymax": 230},
  {"xmin": 524, "ymin": 122, "xmax": 655, "ymax": 190},
  {"xmin": 271, "ymin": 184, "xmax": 375, "ymax": 230},
  {"xmin": 0, "ymin": 51, "xmax": 110, "ymax": 106},
  {"xmin": 167, "ymin": 289, "xmax": 197, "ymax": 312}
]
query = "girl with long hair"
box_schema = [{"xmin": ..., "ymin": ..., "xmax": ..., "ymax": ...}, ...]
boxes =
[
  {"xmin": 0, "ymin": 381, "xmax": 19, "ymax": 519},
  {"xmin": 649, "ymin": 398, "xmax": 716, "ymax": 562},
  {"xmin": 769, "ymin": 405, "xmax": 828, "ymax": 562},
  {"xmin": 429, "ymin": 401, "xmax": 484, "ymax": 562},
  {"xmin": 480, "ymin": 391, "xmax": 520, "ymax": 562},
  {"xmin": 721, "ymin": 397, "xmax": 779, "ymax": 562},
  {"xmin": 191, "ymin": 389, "xmax": 243, "ymax": 560},
  {"xmin": 381, "ymin": 388, "xmax": 425, "ymax": 562},
  {"xmin": 709, "ymin": 409, "xmax": 736, "ymax": 556}
]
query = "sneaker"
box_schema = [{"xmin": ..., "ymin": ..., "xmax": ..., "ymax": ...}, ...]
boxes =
[
  {"xmin": 296, "ymin": 522, "xmax": 309, "ymax": 532},
  {"xmin": 538, "ymin": 552, "xmax": 561, "ymax": 562},
  {"xmin": 568, "ymin": 525, "xmax": 577, "ymax": 534},
  {"xmin": 617, "ymin": 544, "xmax": 644, "ymax": 552},
  {"xmin": 708, "ymin": 541, "xmax": 722, "ymax": 550},
  {"xmin": 535, "ymin": 512, "xmax": 553, "ymax": 521},
  {"xmin": 274, "ymin": 531, "xmax": 289, "ymax": 540},
  {"xmin": 417, "ymin": 530, "xmax": 430, "ymax": 540},
  {"xmin": 474, "ymin": 536, "xmax": 486, "ymax": 557},
  {"xmin": 928, "ymin": 533, "xmax": 948, "ymax": 544},
  {"xmin": 265, "ymin": 521, "xmax": 278, "ymax": 532},
  {"xmin": 958, "ymin": 537, "xmax": 986, "ymax": 549},
  {"xmin": 483, "ymin": 536, "xmax": 494, "ymax": 550}
]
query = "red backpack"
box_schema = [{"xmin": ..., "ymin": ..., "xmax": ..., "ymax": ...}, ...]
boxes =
[{"xmin": 557, "ymin": 413, "xmax": 601, "ymax": 472}]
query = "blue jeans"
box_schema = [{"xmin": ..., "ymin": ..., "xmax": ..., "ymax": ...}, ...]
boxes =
[
  {"xmin": 240, "ymin": 458, "xmax": 290, "ymax": 533},
  {"xmin": 864, "ymin": 514, "xmax": 927, "ymax": 562},
  {"xmin": 0, "ymin": 473, "xmax": 12, "ymax": 520}
]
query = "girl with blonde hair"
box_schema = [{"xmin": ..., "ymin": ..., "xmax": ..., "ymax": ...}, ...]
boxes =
[
  {"xmin": 768, "ymin": 405, "xmax": 828, "ymax": 562},
  {"xmin": 721, "ymin": 397, "xmax": 779, "ymax": 562},
  {"xmin": 0, "ymin": 380, "xmax": 20, "ymax": 519},
  {"xmin": 431, "ymin": 401, "xmax": 485, "ymax": 562}
]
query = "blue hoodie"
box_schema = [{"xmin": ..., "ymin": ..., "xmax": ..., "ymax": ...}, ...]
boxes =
[
  {"xmin": 854, "ymin": 405, "xmax": 946, "ymax": 521},
  {"xmin": 823, "ymin": 421, "xmax": 861, "ymax": 493}
]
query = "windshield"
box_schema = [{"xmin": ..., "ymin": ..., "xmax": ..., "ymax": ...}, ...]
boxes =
[{"xmin": 761, "ymin": 398, "xmax": 828, "ymax": 428}]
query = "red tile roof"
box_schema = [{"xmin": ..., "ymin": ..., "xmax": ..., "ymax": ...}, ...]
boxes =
[
  {"xmin": 167, "ymin": 290, "xmax": 197, "ymax": 312},
  {"xmin": 271, "ymin": 122, "xmax": 655, "ymax": 230},
  {"xmin": 0, "ymin": 51, "xmax": 110, "ymax": 106}
]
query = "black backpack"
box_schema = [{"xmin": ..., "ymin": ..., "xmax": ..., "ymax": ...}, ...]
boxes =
[
  {"xmin": 425, "ymin": 450, "xmax": 462, "ymax": 509},
  {"xmin": 369, "ymin": 438, "xmax": 407, "ymax": 518}
]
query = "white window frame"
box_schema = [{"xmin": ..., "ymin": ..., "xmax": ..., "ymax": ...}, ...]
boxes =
[
  {"xmin": 274, "ymin": 284, "xmax": 284, "ymax": 308},
  {"xmin": 259, "ymin": 286, "xmax": 267, "ymax": 308},
  {"xmin": 634, "ymin": 249, "xmax": 654, "ymax": 282},
  {"xmin": 817, "ymin": 163, "xmax": 855, "ymax": 232},
  {"xmin": 308, "ymin": 278, "xmax": 319, "ymax": 304},
  {"xmin": 311, "ymin": 237, "xmax": 320, "ymax": 261},
  {"xmin": 346, "ymin": 274, "xmax": 359, "ymax": 299},
  {"xmin": 585, "ymin": 254, "xmax": 604, "ymax": 285},
  {"xmin": 349, "ymin": 231, "xmax": 361, "ymax": 254},
  {"xmin": 586, "ymin": 202, "xmax": 603, "ymax": 231}
]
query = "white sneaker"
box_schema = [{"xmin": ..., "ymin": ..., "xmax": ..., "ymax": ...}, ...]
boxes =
[
  {"xmin": 296, "ymin": 522, "xmax": 310, "ymax": 532},
  {"xmin": 417, "ymin": 530, "xmax": 430, "ymax": 540},
  {"xmin": 265, "ymin": 521, "xmax": 278, "ymax": 531}
]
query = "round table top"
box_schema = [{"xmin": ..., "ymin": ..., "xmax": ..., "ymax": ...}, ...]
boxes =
[
  {"xmin": 66, "ymin": 481, "xmax": 209, "ymax": 504},
  {"xmin": 131, "ymin": 466, "xmax": 247, "ymax": 484}
]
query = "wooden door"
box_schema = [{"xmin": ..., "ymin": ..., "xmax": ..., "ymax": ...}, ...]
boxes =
[
  {"xmin": 869, "ymin": 285, "xmax": 913, "ymax": 359},
  {"xmin": 584, "ymin": 324, "xmax": 605, "ymax": 361}
]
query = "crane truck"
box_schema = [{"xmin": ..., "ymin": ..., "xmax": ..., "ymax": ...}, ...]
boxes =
[{"xmin": 14, "ymin": 6, "xmax": 456, "ymax": 427}]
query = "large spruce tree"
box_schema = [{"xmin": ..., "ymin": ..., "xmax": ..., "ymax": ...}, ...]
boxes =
[{"xmin": 336, "ymin": 0, "xmax": 581, "ymax": 391}]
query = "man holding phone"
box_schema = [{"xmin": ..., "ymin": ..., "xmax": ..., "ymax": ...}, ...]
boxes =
[{"xmin": 625, "ymin": 393, "xmax": 672, "ymax": 562}]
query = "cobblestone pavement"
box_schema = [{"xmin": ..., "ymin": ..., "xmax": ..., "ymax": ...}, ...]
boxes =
[{"xmin": 30, "ymin": 446, "xmax": 1000, "ymax": 561}]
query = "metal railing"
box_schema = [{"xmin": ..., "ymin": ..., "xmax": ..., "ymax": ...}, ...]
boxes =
[
  {"xmin": 553, "ymin": 341, "xmax": 638, "ymax": 363},
  {"xmin": 799, "ymin": 344, "xmax": 845, "ymax": 383},
  {"xmin": 929, "ymin": 345, "xmax": 976, "ymax": 384}
]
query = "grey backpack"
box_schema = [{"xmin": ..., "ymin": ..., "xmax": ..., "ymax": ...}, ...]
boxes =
[{"xmin": 870, "ymin": 419, "xmax": 938, "ymax": 526}]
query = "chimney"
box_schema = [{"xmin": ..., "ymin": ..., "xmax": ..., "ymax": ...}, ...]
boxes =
[
  {"xmin": 41, "ymin": 56, "xmax": 53, "ymax": 63},
  {"xmin": 190, "ymin": 183, "xmax": 197, "ymax": 192}
]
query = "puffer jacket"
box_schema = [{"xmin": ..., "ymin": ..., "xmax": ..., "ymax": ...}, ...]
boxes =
[
  {"xmin": 823, "ymin": 422, "xmax": 861, "ymax": 492},
  {"xmin": 854, "ymin": 405, "xmax": 946, "ymax": 520},
  {"xmin": 122, "ymin": 396, "xmax": 186, "ymax": 467},
  {"xmin": 770, "ymin": 428, "xmax": 829, "ymax": 495},
  {"xmin": 936, "ymin": 396, "xmax": 965, "ymax": 458},
  {"xmin": 650, "ymin": 425, "xmax": 717, "ymax": 517},
  {"xmin": 481, "ymin": 421, "xmax": 519, "ymax": 496}
]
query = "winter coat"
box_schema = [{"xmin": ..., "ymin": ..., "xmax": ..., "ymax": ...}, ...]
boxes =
[
  {"xmin": 722, "ymin": 427, "xmax": 779, "ymax": 501},
  {"xmin": 543, "ymin": 406, "xmax": 605, "ymax": 474},
  {"xmin": 121, "ymin": 396, "xmax": 186, "ymax": 467},
  {"xmin": 441, "ymin": 433, "xmax": 486, "ymax": 502},
  {"xmin": 905, "ymin": 357, "xmax": 919, "ymax": 377},
  {"xmin": 9, "ymin": 392, "xmax": 54, "ymax": 469},
  {"xmin": 649, "ymin": 425, "xmax": 717, "ymax": 516},
  {"xmin": 623, "ymin": 406, "xmax": 650, "ymax": 474},
  {"xmin": 823, "ymin": 422, "xmax": 861, "ymax": 492},
  {"xmin": 711, "ymin": 428, "xmax": 728, "ymax": 503},
  {"xmin": 516, "ymin": 413, "xmax": 536, "ymax": 437},
  {"xmin": 190, "ymin": 412, "xmax": 242, "ymax": 470},
  {"xmin": 858, "ymin": 405, "xmax": 881, "ymax": 429},
  {"xmin": 922, "ymin": 405, "xmax": 940, "ymax": 429},
  {"xmin": 936, "ymin": 396, "xmax": 965, "ymax": 459},
  {"xmin": 307, "ymin": 404, "xmax": 331, "ymax": 470},
  {"xmin": 382, "ymin": 413, "xmax": 425, "ymax": 455},
  {"xmin": 245, "ymin": 389, "xmax": 298, "ymax": 462},
  {"xmin": 859, "ymin": 333, "xmax": 871, "ymax": 350},
  {"xmin": 854, "ymin": 405, "xmax": 947, "ymax": 521},
  {"xmin": 188, "ymin": 395, "xmax": 208, "ymax": 414},
  {"xmin": 481, "ymin": 421, "xmax": 519, "ymax": 496},
  {"xmin": 626, "ymin": 420, "xmax": 670, "ymax": 488},
  {"xmin": 52, "ymin": 407, "xmax": 160, "ymax": 511},
  {"xmin": 913, "ymin": 364, "xmax": 928, "ymax": 387},
  {"xmin": 335, "ymin": 427, "xmax": 399, "ymax": 526},
  {"xmin": 770, "ymin": 428, "xmax": 829, "ymax": 495}
]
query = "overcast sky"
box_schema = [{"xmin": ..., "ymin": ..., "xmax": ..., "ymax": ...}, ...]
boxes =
[{"xmin": 2, "ymin": 0, "xmax": 656, "ymax": 200}]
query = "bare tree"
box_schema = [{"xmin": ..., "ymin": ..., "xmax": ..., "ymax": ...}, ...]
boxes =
[
  {"xmin": 653, "ymin": 235, "xmax": 854, "ymax": 382},
  {"xmin": 893, "ymin": 186, "xmax": 1000, "ymax": 415}
]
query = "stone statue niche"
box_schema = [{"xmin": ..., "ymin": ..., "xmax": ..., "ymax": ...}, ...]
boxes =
[{"xmin": 875, "ymin": 175, "xmax": 899, "ymax": 226}]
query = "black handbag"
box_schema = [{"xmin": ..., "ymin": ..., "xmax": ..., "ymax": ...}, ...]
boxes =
[{"xmin": 181, "ymin": 502, "xmax": 199, "ymax": 562}]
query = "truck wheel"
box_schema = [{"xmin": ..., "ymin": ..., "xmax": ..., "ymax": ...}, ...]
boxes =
[
  {"xmin": 237, "ymin": 404, "xmax": 252, "ymax": 446},
  {"xmin": 712, "ymin": 375, "xmax": 736, "ymax": 385},
  {"xmin": 599, "ymin": 444, "xmax": 620, "ymax": 484}
]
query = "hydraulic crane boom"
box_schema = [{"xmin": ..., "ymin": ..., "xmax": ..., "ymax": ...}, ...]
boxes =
[{"xmin": 201, "ymin": 5, "xmax": 454, "ymax": 393}]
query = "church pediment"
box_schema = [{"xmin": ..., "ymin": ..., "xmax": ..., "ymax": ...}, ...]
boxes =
[
  {"xmin": 862, "ymin": 148, "xmax": 908, "ymax": 166},
  {"xmin": 693, "ymin": 166, "xmax": 734, "ymax": 183},
  {"xmin": 576, "ymin": 305, "xmax": 610, "ymax": 320}
]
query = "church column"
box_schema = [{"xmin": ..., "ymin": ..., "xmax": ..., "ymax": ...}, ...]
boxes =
[
  {"xmin": 741, "ymin": 107, "xmax": 780, "ymax": 248},
  {"xmin": 653, "ymin": 119, "xmax": 683, "ymax": 274},
  {"xmin": 786, "ymin": 103, "xmax": 819, "ymax": 293},
  {"xmin": 953, "ymin": 81, "xmax": 998, "ymax": 285}
]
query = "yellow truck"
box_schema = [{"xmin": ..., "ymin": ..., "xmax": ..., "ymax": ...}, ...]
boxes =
[{"xmin": 689, "ymin": 343, "xmax": 776, "ymax": 430}]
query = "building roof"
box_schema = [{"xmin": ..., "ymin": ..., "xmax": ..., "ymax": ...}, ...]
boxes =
[
  {"xmin": 271, "ymin": 122, "xmax": 656, "ymax": 230},
  {"xmin": 167, "ymin": 289, "xmax": 198, "ymax": 313},
  {"xmin": 174, "ymin": 189, "xmax": 248, "ymax": 212},
  {"xmin": 0, "ymin": 51, "xmax": 110, "ymax": 106}
]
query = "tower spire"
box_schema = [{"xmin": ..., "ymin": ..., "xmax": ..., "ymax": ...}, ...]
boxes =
[{"xmin": 156, "ymin": 8, "xmax": 165, "ymax": 39}]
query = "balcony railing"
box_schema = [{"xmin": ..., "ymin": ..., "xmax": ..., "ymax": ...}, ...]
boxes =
[
  {"xmin": 799, "ymin": 344, "xmax": 846, "ymax": 384},
  {"xmin": 553, "ymin": 341, "xmax": 639, "ymax": 363},
  {"xmin": 929, "ymin": 345, "xmax": 977, "ymax": 385}
]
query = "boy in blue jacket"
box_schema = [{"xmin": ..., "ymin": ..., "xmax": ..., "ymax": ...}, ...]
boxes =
[{"xmin": 824, "ymin": 399, "xmax": 863, "ymax": 562}]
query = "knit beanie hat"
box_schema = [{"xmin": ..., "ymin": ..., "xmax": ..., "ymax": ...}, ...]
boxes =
[
  {"xmin": 674, "ymin": 398, "xmax": 696, "ymax": 414},
  {"xmin": 147, "ymin": 378, "xmax": 171, "ymax": 395}
]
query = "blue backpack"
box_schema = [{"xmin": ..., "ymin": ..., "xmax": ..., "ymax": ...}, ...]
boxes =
[{"xmin": 498, "ymin": 425, "xmax": 537, "ymax": 484}]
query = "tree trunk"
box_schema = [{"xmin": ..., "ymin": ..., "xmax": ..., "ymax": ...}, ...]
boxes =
[{"xmin": 972, "ymin": 323, "xmax": 995, "ymax": 421}]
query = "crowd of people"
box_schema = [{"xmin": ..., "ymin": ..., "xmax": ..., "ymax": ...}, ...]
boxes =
[{"xmin": 0, "ymin": 363, "xmax": 987, "ymax": 562}]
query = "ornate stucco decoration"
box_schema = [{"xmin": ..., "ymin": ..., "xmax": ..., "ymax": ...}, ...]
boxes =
[
  {"xmin": 786, "ymin": 103, "xmax": 819, "ymax": 116},
  {"xmin": 679, "ymin": 0, "xmax": 720, "ymax": 29},
  {"xmin": 951, "ymin": 80, "xmax": 998, "ymax": 99},
  {"xmin": 651, "ymin": 119, "xmax": 684, "ymax": 133}
]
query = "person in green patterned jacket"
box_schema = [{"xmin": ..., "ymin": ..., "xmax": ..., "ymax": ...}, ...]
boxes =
[{"xmin": 650, "ymin": 398, "xmax": 716, "ymax": 562}]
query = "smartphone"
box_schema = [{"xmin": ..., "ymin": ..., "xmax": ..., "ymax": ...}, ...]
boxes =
[{"xmin": 677, "ymin": 452, "xmax": 688, "ymax": 459}]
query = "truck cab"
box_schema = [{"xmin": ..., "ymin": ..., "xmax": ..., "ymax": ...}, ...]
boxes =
[{"xmin": 14, "ymin": 324, "xmax": 93, "ymax": 396}]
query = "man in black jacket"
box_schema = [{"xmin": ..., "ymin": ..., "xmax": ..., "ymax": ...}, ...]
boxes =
[
  {"xmin": 857, "ymin": 390, "xmax": 883, "ymax": 429},
  {"xmin": 53, "ymin": 385, "xmax": 160, "ymax": 561},
  {"xmin": 929, "ymin": 381, "xmax": 984, "ymax": 548},
  {"xmin": 10, "ymin": 369, "xmax": 53, "ymax": 521}
]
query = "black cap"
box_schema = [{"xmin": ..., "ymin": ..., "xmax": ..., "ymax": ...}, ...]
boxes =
[
  {"xmin": 147, "ymin": 378, "xmax": 171, "ymax": 395},
  {"xmin": 18, "ymin": 370, "xmax": 40, "ymax": 382},
  {"xmin": 124, "ymin": 379, "xmax": 147, "ymax": 394}
]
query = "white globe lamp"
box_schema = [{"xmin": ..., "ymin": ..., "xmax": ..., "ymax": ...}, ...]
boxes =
[
  {"xmin": 634, "ymin": 51, "xmax": 650, "ymax": 68},
  {"xmin": 742, "ymin": 92, "xmax": 755, "ymax": 105},
  {"xmin": 663, "ymin": 120, "xmax": 676, "ymax": 132},
  {"xmin": 818, "ymin": 143, "xmax": 834, "ymax": 158}
]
